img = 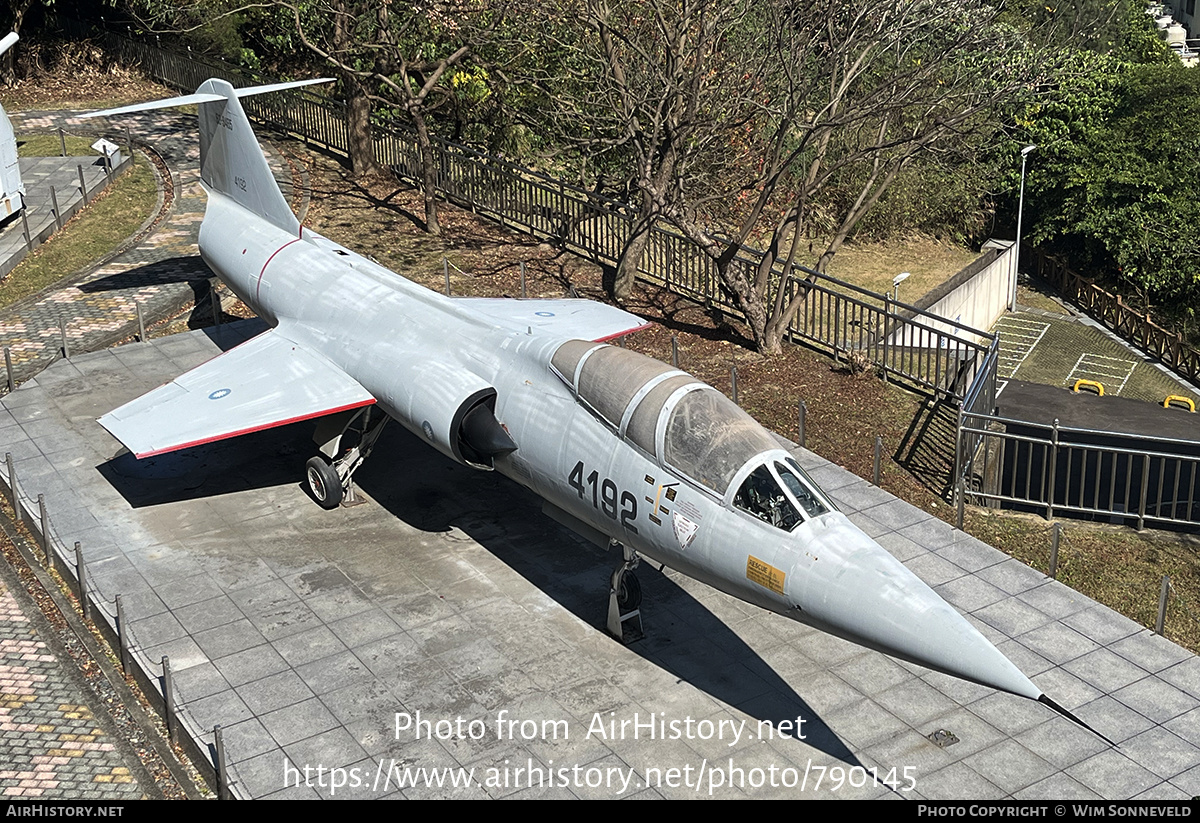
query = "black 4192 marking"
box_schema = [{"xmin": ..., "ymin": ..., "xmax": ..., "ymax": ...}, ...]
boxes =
[{"xmin": 568, "ymin": 460, "xmax": 638, "ymax": 534}]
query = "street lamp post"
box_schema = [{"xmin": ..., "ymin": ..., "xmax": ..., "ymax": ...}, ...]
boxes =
[{"xmin": 1011, "ymin": 144, "xmax": 1037, "ymax": 312}]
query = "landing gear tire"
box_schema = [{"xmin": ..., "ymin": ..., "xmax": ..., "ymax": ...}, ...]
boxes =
[
  {"xmin": 616, "ymin": 571, "xmax": 641, "ymax": 612},
  {"xmin": 306, "ymin": 456, "xmax": 343, "ymax": 509}
]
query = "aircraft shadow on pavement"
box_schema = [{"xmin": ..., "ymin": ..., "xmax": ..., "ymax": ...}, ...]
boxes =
[
  {"xmin": 98, "ymin": 415, "xmax": 867, "ymax": 768},
  {"xmin": 362, "ymin": 429, "xmax": 865, "ymax": 768},
  {"xmin": 77, "ymin": 256, "xmax": 211, "ymax": 292}
]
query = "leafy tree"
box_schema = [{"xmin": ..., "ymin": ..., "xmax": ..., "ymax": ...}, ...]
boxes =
[
  {"xmin": 654, "ymin": 0, "xmax": 1050, "ymax": 353},
  {"xmin": 1025, "ymin": 58, "xmax": 1200, "ymax": 308}
]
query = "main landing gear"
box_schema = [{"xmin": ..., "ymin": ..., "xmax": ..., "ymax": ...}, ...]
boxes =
[
  {"xmin": 305, "ymin": 406, "xmax": 389, "ymax": 509},
  {"xmin": 607, "ymin": 542, "xmax": 644, "ymax": 644}
]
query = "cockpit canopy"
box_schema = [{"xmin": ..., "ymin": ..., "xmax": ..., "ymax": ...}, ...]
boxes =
[{"xmin": 551, "ymin": 340, "xmax": 791, "ymax": 497}]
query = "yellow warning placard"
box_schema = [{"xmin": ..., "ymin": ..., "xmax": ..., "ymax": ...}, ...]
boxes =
[{"xmin": 746, "ymin": 555, "xmax": 785, "ymax": 595}]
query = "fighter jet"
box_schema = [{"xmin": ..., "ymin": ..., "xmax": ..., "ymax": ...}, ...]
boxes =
[{"xmin": 85, "ymin": 79, "xmax": 1108, "ymax": 742}]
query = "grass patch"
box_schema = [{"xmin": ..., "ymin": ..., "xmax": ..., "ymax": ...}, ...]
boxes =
[
  {"xmin": 824, "ymin": 236, "xmax": 979, "ymax": 303},
  {"xmin": 17, "ymin": 134, "xmax": 99, "ymax": 158},
  {"xmin": 0, "ymin": 152, "xmax": 158, "ymax": 309}
]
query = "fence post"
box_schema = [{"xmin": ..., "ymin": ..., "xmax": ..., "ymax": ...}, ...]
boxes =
[
  {"xmin": 59, "ymin": 319, "xmax": 69, "ymax": 359},
  {"xmin": 162, "ymin": 656, "xmax": 177, "ymax": 742},
  {"xmin": 444, "ymin": 258, "xmax": 451, "ymax": 296},
  {"xmin": 215, "ymin": 724, "xmax": 231, "ymax": 799},
  {"xmin": 75, "ymin": 542, "xmax": 89, "ymax": 620},
  {"xmin": 1046, "ymin": 419, "xmax": 1059, "ymax": 521},
  {"xmin": 730, "ymin": 365, "xmax": 738, "ymax": 405},
  {"xmin": 20, "ymin": 207, "xmax": 31, "ymax": 252},
  {"xmin": 6, "ymin": 453, "xmax": 18, "ymax": 524},
  {"xmin": 520, "ymin": 260, "xmax": 527, "ymax": 298},
  {"xmin": 798, "ymin": 400, "xmax": 806, "ymax": 448},
  {"xmin": 37, "ymin": 494, "xmax": 51, "ymax": 568},
  {"xmin": 881, "ymin": 294, "xmax": 890, "ymax": 383},
  {"xmin": 1049, "ymin": 523, "xmax": 1060, "ymax": 579},
  {"xmin": 955, "ymin": 479, "xmax": 965, "ymax": 530},
  {"xmin": 1155, "ymin": 575, "xmax": 1170, "ymax": 635},
  {"xmin": 1138, "ymin": 455, "xmax": 1150, "ymax": 532},
  {"xmin": 671, "ymin": 335, "xmax": 679, "ymax": 368},
  {"xmin": 953, "ymin": 406, "xmax": 963, "ymax": 499},
  {"xmin": 115, "ymin": 594, "xmax": 129, "ymax": 674},
  {"xmin": 4, "ymin": 347, "xmax": 12, "ymax": 391},
  {"xmin": 58, "ymin": 127, "xmax": 65, "ymax": 157},
  {"xmin": 50, "ymin": 185, "xmax": 61, "ymax": 230},
  {"xmin": 77, "ymin": 164, "xmax": 87, "ymax": 201},
  {"xmin": 873, "ymin": 436, "xmax": 883, "ymax": 485},
  {"xmin": 833, "ymin": 299, "xmax": 841, "ymax": 362},
  {"xmin": 136, "ymin": 300, "xmax": 146, "ymax": 342}
]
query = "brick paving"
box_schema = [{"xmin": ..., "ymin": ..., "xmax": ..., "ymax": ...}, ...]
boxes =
[{"xmin": 0, "ymin": 580, "xmax": 143, "ymax": 798}]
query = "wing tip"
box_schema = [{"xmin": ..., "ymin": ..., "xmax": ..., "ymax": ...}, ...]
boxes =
[
  {"xmin": 594, "ymin": 321, "xmax": 654, "ymax": 343},
  {"xmin": 117, "ymin": 398, "xmax": 377, "ymax": 460}
]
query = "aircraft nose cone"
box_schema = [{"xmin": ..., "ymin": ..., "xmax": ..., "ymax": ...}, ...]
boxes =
[{"xmin": 788, "ymin": 516, "xmax": 1040, "ymax": 701}]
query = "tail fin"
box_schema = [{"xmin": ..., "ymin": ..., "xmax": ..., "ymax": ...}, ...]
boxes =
[{"xmin": 83, "ymin": 77, "xmax": 331, "ymax": 236}]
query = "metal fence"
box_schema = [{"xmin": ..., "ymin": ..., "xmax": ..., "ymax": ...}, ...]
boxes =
[
  {"xmin": 82, "ymin": 23, "xmax": 998, "ymax": 406},
  {"xmin": 955, "ymin": 411, "xmax": 1200, "ymax": 530}
]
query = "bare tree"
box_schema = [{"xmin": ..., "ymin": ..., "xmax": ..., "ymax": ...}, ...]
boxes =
[
  {"xmin": 286, "ymin": 0, "xmax": 497, "ymax": 235},
  {"xmin": 125, "ymin": 0, "xmax": 498, "ymax": 235},
  {"xmin": 519, "ymin": 0, "xmax": 780, "ymax": 301},
  {"xmin": 643, "ymin": 0, "xmax": 1052, "ymax": 352}
]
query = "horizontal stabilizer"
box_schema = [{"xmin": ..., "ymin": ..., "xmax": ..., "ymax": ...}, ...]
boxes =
[
  {"xmin": 81, "ymin": 78, "xmax": 334, "ymax": 120},
  {"xmin": 98, "ymin": 328, "xmax": 375, "ymax": 458},
  {"xmin": 81, "ymin": 93, "xmax": 227, "ymax": 119},
  {"xmin": 459, "ymin": 297, "xmax": 651, "ymax": 342}
]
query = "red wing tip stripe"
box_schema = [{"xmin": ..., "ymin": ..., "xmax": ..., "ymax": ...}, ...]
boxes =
[
  {"xmin": 130, "ymin": 398, "xmax": 376, "ymax": 458},
  {"xmin": 594, "ymin": 322, "xmax": 654, "ymax": 342}
]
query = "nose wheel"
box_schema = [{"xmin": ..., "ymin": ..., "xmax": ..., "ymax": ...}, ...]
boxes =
[{"xmin": 607, "ymin": 542, "xmax": 644, "ymax": 644}]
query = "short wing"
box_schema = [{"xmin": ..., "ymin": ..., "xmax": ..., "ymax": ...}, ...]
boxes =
[
  {"xmin": 98, "ymin": 329, "xmax": 375, "ymax": 458},
  {"xmin": 458, "ymin": 298, "xmax": 651, "ymax": 342}
]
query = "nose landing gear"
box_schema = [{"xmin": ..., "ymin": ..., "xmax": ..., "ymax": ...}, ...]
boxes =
[{"xmin": 607, "ymin": 542, "xmax": 644, "ymax": 644}]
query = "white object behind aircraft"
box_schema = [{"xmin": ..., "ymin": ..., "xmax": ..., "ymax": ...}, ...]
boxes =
[
  {"xmin": 0, "ymin": 32, "xmax": 24, "ymax": 220},
  {"xmin": 86, "ymin": 79, "xmax": 1108, "ymax": 741}
]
